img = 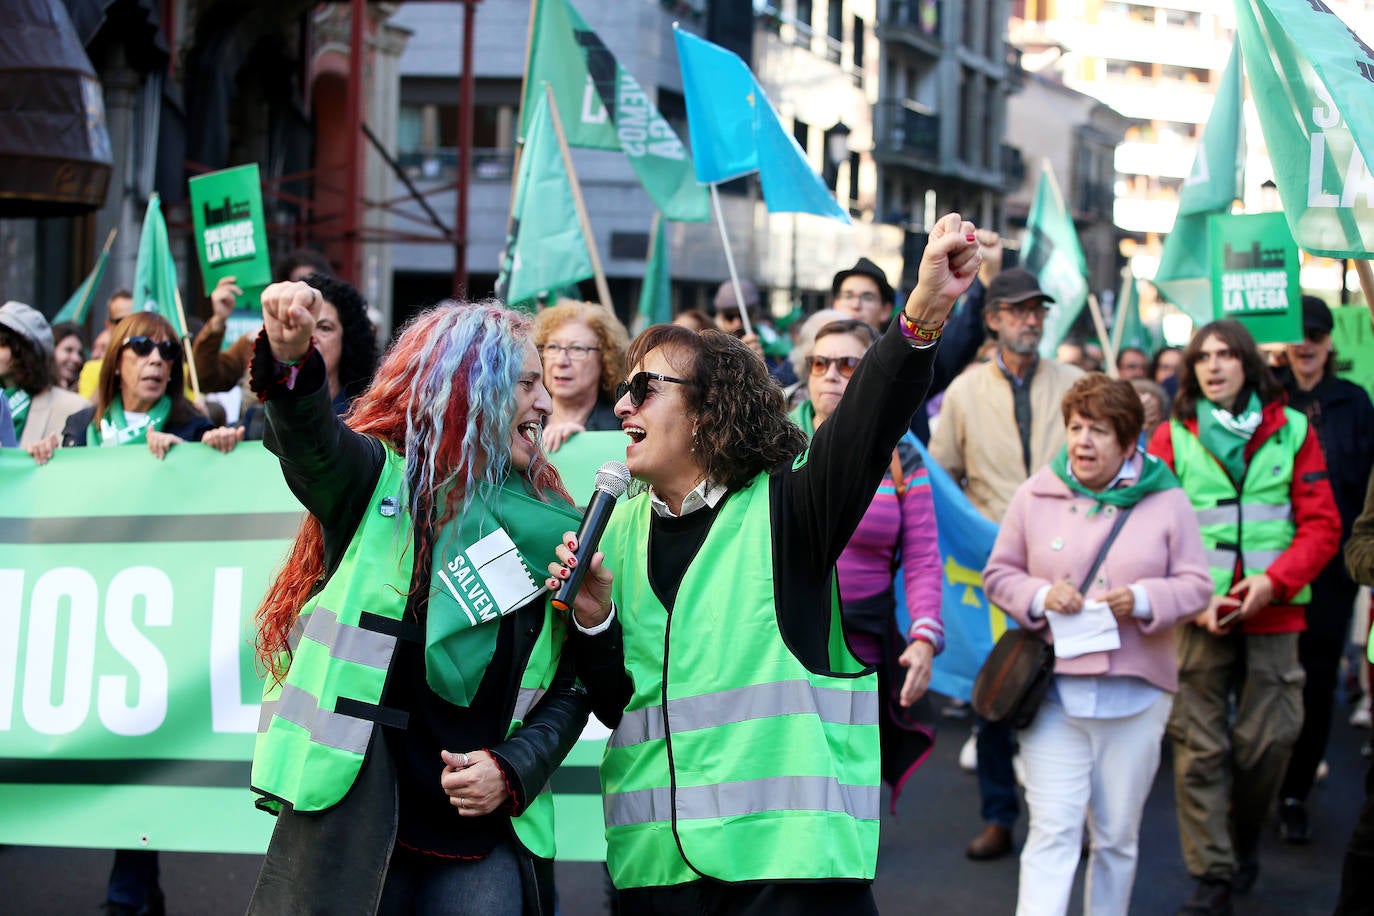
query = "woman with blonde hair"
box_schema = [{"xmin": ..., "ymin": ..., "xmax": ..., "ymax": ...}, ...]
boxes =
[{"xmin": 533, "ymin": 299, "xmax": 629, "ymax": 451}]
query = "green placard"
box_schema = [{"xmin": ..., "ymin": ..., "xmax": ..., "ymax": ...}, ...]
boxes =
[
  {"xmin": 1209, "ymin": 211, "xmax": 1302, "ymax": 344},
  {"xmin": 1332, "ymin": 305, "xmax": 1374, "ymax": 403},
  {"xmin": 188, "ymin": 164, "xmax": 272, "ymax": 308}
]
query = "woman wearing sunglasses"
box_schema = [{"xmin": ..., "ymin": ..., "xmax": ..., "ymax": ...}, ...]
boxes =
[
  {"xmin": 27, "ymin": 312, "xmax": 242, "ymax": 463},
  {"xmin": 532, "ymin": 300, "xmax": 629, "ymax": 452},
  {"xmin": 790, "ymin": 318, "xmax": 943, "ymax": 806},
  {"xmin": 552, "ymin": 213, "xmax": 981, "ymax": 914}
]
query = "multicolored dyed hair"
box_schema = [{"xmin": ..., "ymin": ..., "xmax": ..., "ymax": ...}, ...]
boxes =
[{"xmin": 255, "ymin": 300, "xmax": 570, "ymax": 679}]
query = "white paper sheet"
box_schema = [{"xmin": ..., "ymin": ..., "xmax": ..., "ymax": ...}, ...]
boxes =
[{"xmin": 1045, "ymin": 599, "xmax": 1121, "ymax": 659}]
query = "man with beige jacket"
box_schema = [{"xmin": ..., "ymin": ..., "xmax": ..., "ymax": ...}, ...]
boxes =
[{"xmin": 929, "ymin": 267, "xmax": 1082, "ymax": 861}]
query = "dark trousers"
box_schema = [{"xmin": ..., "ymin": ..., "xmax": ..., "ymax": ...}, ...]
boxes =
[
  {"xmin": 106, "ymin": 849, "xmax": 160, "ymax": 908},
  {"xmin": 1335, "ymin": 757, "xmax": 1374, "ymax": 915},
  {"xmin": 976, "ymin": 716, "xmax": 1019, "ymax": 828}
]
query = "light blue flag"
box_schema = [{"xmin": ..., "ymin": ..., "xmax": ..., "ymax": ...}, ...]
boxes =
[
  {"xmin": 673, "ymin": 28, "xmax": 851, "ymax": 223},
  {"xmin": 895, "ymin": 435, "xmax": 1010, "ymax": 702}
]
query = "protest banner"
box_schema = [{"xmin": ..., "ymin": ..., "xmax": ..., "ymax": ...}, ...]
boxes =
[
  {"xmin": 189, "ymin": 165, "xmax": 272, "ymax": 303},
  {"xmin": 1208, "ymin": 211, "xmax": 1302, "ymax": 343},
  {"xmin": 0, "ymin": 438, "xmax": 628, "ymax": 858},
  {"xmin": 1331, "ymin": 305, "xmax": 1374, "ymax": 402}
]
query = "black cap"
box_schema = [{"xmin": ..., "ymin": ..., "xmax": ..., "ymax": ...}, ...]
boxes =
[
  {"xmin": 1301, "ymin": 295, "xmax": 1333, "ymax": 335},
  {"xmin": 831, "ymin": 257, "xmax": 895, "ymax": 305},
  {"xmin": 986, "ymin": 268, "xmax": 1056, "ymax": 306}
]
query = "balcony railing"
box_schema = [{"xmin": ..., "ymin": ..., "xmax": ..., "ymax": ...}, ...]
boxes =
[{"xmin": 873, "ymin": 99, "xmax": 939, "ymax": 163}]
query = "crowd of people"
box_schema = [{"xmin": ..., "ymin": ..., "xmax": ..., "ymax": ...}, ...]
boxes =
[{"xmin": 8, "ymin": 218, "xmax": 1374, "ymax": 916}]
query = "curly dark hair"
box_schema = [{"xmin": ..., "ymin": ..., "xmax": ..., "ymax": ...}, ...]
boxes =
[
  {"xmin": 626, "ymin": 325, "xmax": 806, "ymax": 491},
  {"xmin": 274, "ymin": 248, "xmax": 332, "ymax": 283},
  {"xmin": 304, "ymin": 273, "xmax": 379, "ymax": 401},
  {"xmin": 1173, "ymin": 319, "xmax": 1282, "ymax": 421},
  {"xmin": 1060, "ymin": 373, "xmax": 1144, "ymax": 449},
  {"xmin": 0, "ymin": 325, "xmax": 55, "ymax": 394}
]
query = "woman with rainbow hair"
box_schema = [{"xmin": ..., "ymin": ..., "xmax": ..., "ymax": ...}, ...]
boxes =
[{"xmin": 246, "ymin": 282, "xmax": 591, "ymax": 915}]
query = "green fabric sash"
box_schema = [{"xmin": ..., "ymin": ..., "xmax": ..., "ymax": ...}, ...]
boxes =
[
  {"xmin": 4, "ymin": 387, "xmax": 30, "ymax": 438},
  {"xmin": 88, "ymin": 396, "xmax": 171, "ymax": 447},
  {"xmin": 425, "ymin": 477, "xmax": 580, "ymax": 706},
  {"xmin": 1050, "ymin": 446, "xmax": 1180, "ymax": 513},
  {"xmin": 789, "ymin": 400, "xmax": 816, "ymax": 437},
  {"xmin": 1197, "ymin": 391, "xmax": 1262, "ymax": 483}
]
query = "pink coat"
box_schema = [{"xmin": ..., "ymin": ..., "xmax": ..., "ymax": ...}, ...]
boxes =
[{"xmin": 982, "ymin": 463, "xmax": 1213, "ymax": 693}]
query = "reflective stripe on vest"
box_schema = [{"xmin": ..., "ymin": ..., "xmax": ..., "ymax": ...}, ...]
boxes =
[
  {"xmin": 605, "ymin": 776, "xmax": 881, "ymax": 829},
  {"xmin": 608, "ymin": 680, "xmax": 879, "ymax": 749},
  {"xmin": 599, "ymin": 473, "xmax": 880, "ymax": 888},
  {"xmin": 1170, "ymin": 413, "xmax": 1310, "ymax": 602}
]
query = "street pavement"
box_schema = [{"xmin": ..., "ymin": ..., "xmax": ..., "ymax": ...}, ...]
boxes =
[{"xmin": 2, "ymin": 695, "xmax": 1365, "ymax": 914}]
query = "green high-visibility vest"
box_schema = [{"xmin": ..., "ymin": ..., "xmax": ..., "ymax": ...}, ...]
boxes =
[
  {"xmin": 1169, "ymin": 411, "xmax": 1311, "ymax": 604},
  {"xmin": 251, "ymin": 449, "xmax": 561, "ymax": 858},
  {"xmin": 598, "ymin": 473, "xmax": 880, "ymax": 889}
]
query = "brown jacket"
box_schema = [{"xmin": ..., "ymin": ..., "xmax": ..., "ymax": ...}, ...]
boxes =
[{"xmin": 192, "ymin": 322, "xmax": 254, "ymax": 392}]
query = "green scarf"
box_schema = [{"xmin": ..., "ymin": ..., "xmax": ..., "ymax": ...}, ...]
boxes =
[
  {"xmin": 789, "ymin": 399, "xmax": 817, "ymax": 437},
  {"xmin": 88, "ymin": 396, "xmax": 171, "ymax": 447},
  {"xmin": 425, "ymin": 476, "xmax": 580, "ymax": 706},
  {"xmin": 1050, "ymin": 446, "xmax": 1180, "ymax": 513},
  {"xmin": 1196, "ymin": 391, "xmax": 1262, "ymax": 484},
  {"xmin": 4, "ymin": 387, "xmax": 30, "ymax": 438}
]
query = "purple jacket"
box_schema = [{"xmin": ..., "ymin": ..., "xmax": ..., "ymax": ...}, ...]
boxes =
[{"xmin": 982, "ymin": 463, "xmax": 1213, "ymax": 693}]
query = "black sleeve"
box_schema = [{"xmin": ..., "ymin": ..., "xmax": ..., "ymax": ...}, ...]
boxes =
[
  {"xmin": 566, "ymin": 615, "xmax": 631, "ymax": 729},
  {"xmin": 929, "ymin": 279, "xmax": 986, "ymax": 397},
  {"xmin": 258, "ymin": 338, "xmax": 384, "ymax": 539},
  {"xmin": 487, "ymin": 655, "xmax": 592, "ymax": 815},
  {"xmin": 784, "ymin": 321, "xmax": 937, "ymax": 571},
  {"xmin": 61, "ymin": 406, "xmax": 94, "ymax": 447}
]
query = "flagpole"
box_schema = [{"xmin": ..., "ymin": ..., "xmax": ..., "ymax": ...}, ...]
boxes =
[
  {"xmin": 544, "ymin": 83, "xmax": 613, "ymax": 311},
  {"xmin": 1356, "ymin": 259, "xmax": 1374, "ymax": 321},
  {"xmin": 1087, "ymin": 294, "xmax": 1118, "ymax": 378},
  {"xmin": 709, "ymin": 183, "xmax": 754, "ymax": 338},
  {"xmin": 636, "ymin": 210, "xmax": 664, "ymax": 335},
  {"xmin": 172, "ymin": 287, "xmax": 203, "ymax": 401}
]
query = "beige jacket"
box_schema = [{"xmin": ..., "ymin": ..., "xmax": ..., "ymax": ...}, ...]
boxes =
[
  {"xmin": 20, "ymin": 386, "xmax": 90, "ymax": 447},
  {"xmin": 929, "ymin": 356, "xmax": 1082, "ymax": 523}
]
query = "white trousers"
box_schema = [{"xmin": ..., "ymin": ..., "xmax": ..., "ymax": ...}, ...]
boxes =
[{"xmin": 1014, "ymin": 692, "xmax": 1172, "ymax": 916}]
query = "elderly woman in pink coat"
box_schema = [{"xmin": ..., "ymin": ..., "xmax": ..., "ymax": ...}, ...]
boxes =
[{"xmin": 983, "ymin": 374, "xmax": 1212, "ymax": 916}]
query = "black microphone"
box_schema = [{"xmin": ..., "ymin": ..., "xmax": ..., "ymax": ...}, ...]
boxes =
[{"xmin": 551, "ymin": 461, "xmax": 631, "ymax": 612}]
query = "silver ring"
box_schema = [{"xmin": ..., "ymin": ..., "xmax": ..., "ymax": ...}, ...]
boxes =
[
  {"xmin": 462, "ymin": 753, "xmax": 469, "ymax": 767},
  {"xmin": 458, "ymin": 797, "xmax": 464, "ymax": 809}
]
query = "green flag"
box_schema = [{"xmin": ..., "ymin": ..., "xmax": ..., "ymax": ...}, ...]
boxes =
[
  {"xmin": 495, "ymin": 90, "xmax": 594, "ymax": 308},
  {"xmin": 132, "ymin": 193, "xmax": 186, "ymax": 339},
  {"xmin": 521, "ymin": 0, "xmax": 709, "ymax": 222},
  {"xmin": 1234, "ymin": 0, "xmax": 1374, "ymax": 258},
  {"xmin": 1022, "ymin": 162, "xmax": 1089, "ymax": 357},
  {"xmin": 1153, "ymin": 43, "xmax": 1245, "ymax": 325},
  {"xmin": 51, "ymin": 229, "xmax": 115, "ymax": 325},
  {"xmin": 635, "ymin": 213, "xmax": 672, "ymax": 332},
  {"xmin": 1112, "ymin": 266, "xmax": 1155, "ymax": 356}
]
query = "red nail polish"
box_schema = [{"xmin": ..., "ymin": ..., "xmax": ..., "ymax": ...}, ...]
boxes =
[
  {"xmin": 559, "ymin": 568, "xmax": 569, "ymax": 579},
  {"xmin": 965, "ymin": 233, "xmax": 976, "ymax": 242},
  {"xmin": 568, "ymin": 556, "xmax": 578, "ymax": 568}
]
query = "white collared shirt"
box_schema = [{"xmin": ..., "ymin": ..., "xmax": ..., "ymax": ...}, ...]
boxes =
[{"xmin": 649, "ymin": 479, "xmax": 729, "ymax": 518}]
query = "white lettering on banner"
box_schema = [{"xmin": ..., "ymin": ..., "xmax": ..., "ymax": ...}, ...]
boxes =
[
  {"xmin": 1306, "ymin": 82, "xmax": 1374, "ymax": 210},
  {"xmin": 211, "ymin": 567, "xmax": 258, "ymax": 733},
  {"xmin": 580, "ymin": 78, "xmax": 608, "ymax": 126},
  {"xmin": 23, "ymin": 568, "xmax": 99, "ymax": 736},
  {"xmin": 616, "ymin": 72, "xmax": 686, "ymax": 161},
  {"xmin": 99, "ymin": 567, "xmax": 171, "ymax": 736},
  {"xmin": 0, "ymin": 570, "xmax": 22, "ymax": 729},
  {"xmin": 1222, "ymin": 271, "xmax": 1290, "ymax": 312}
]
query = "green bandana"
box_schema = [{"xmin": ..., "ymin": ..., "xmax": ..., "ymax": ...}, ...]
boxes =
[
  {"xmin": 1050, "ymin": 446, "xmax": 1180, "ymax": 513},
  {"xmin": 425, "ymin": 476, "xmax": 580, "ymax": 706},
  {"xmin": 4, "ymin": 387, "xmax": 30, "ymax": 438},
  {"xmin": 789, "ymin": 399, "xmax": 817, "ymax": 437},
  {"xmin": 88, "ymin": 396, "xmax": 171, "ymax": 447},
  {"xmin": 1196, "ymin": 391, "xmax": 1262, "ymax": 484}
]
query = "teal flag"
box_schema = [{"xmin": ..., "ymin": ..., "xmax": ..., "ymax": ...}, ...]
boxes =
[
  {"xmin": 0, "ymin": 440, "xmax": 623, "ymax": 858},
  {"xmin": 521, "ymin": 0, "xmax": 708, "ymax": 222},
  {"xmin": 496, "ymin": 90, "xmax": 594, "ymax": 308},
  {"xmin": 132, "ymin": 193, "xmax": 186, "ymax": 339},
  {"xmin": 1154, "ymin": 43, "xmax": 1245, "ymax": 325},
  {"xmin": 1234, "ymin": 0, "xmax": 1374, "ymax": 258},
  {"xmin": 1022, "ymin": 162, "xmax": 1089, "ymax": 357},
  {"xmin": 1112, "ymin": 266, "xmax": 1156, "ymax": 355},
  {"xmin": 52, "ymin": 231, "xmax": 114, "ymax": 325},
  {"xmin": 635, "ymin": 213, "xmax": 672, "ymax": 332}
]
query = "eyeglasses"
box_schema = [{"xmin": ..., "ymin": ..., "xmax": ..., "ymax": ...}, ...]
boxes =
[
  {"xmin": 538, "ymin": 343, "xmax": 601, "ymax": 361},
  {"xmin": 998, "ymin": 303, "xmax": 1050, "ymax": 319},
  {"xmin": 837, "ymin": 291, "xmax": 880, "ymax": 305},
  {"xmin": 806, "ymin": 355, "xmax": 861, "ymax": 378},
  {"xmin": 123, "ymin": 336, "xmax": 181, "ymax": 362},
  {"xmin": 614, "ymin": 371, "xmax": 690, "ymax": 407},
  {"xmin": 717, "ymin": 309, "xmax": 743, "ymax": 322}
]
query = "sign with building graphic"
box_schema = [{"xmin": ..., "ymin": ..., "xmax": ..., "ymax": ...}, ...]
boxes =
[
  {"xmin": 1209, "ymin": 211, "xmax": 1302, "ymax": 344},
  {"xmin": 189, "ymin": 164, "xmax": 272, "ymax": 307}
]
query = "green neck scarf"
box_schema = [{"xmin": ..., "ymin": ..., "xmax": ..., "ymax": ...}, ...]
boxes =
[
  {"xmin": 4, "ymin": 387, "xmax": 30, "ymax": 437},
  {"xmin": 789, "ymin": 399, "xmax": 817, "ymax": 438},
  {"xmin": 1049, "ymin": 446, "xmax": 1180, "ymax": 513},
  {"xmin": 88, "ymin": 396, "xmax": 171, "ymax": 447},
  {"xmin": 1196, "ymin": 391, "xmax": 1262, "ymax": 484},
  {"xmin": 424, "ymin": 475, "xmax": 581, "ymax": 706}
]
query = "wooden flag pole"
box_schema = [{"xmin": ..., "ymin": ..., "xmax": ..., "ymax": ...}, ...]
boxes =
[
  {"xmin": 1087, "ymin": 293, "xmax": 1118, "ymax": 378},
  {"xmin": 544, "ymin": 83, "xmax": 613, "ymax": 311},
  {"xmin": 172, "ymin": 286, "xmax": 203, "ymax": 401},
  {"xmin": 709, "ymin": 183, "xmax": 754, "ymax": 338},
  {"xmin": 1355, "ymin": 259, "xmax": 1374, "ymax": 325}
]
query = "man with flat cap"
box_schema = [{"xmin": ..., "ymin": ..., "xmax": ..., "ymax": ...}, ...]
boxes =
[{"xmin": 929, "ymin": 266, "xmax": 1083, "ymax": 862}]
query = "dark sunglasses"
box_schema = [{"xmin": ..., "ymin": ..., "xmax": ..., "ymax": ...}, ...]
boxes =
[
  {"xmin": 123, "ymin": 336, "xmax": 181, "ymax": 362},
  {"xmin": 806, "ymin": 355, "xmax": 861, "ymax": 378},
  {"xmin": 614, "ymin": 371, "xmax": 690, "ymax": 407}
]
